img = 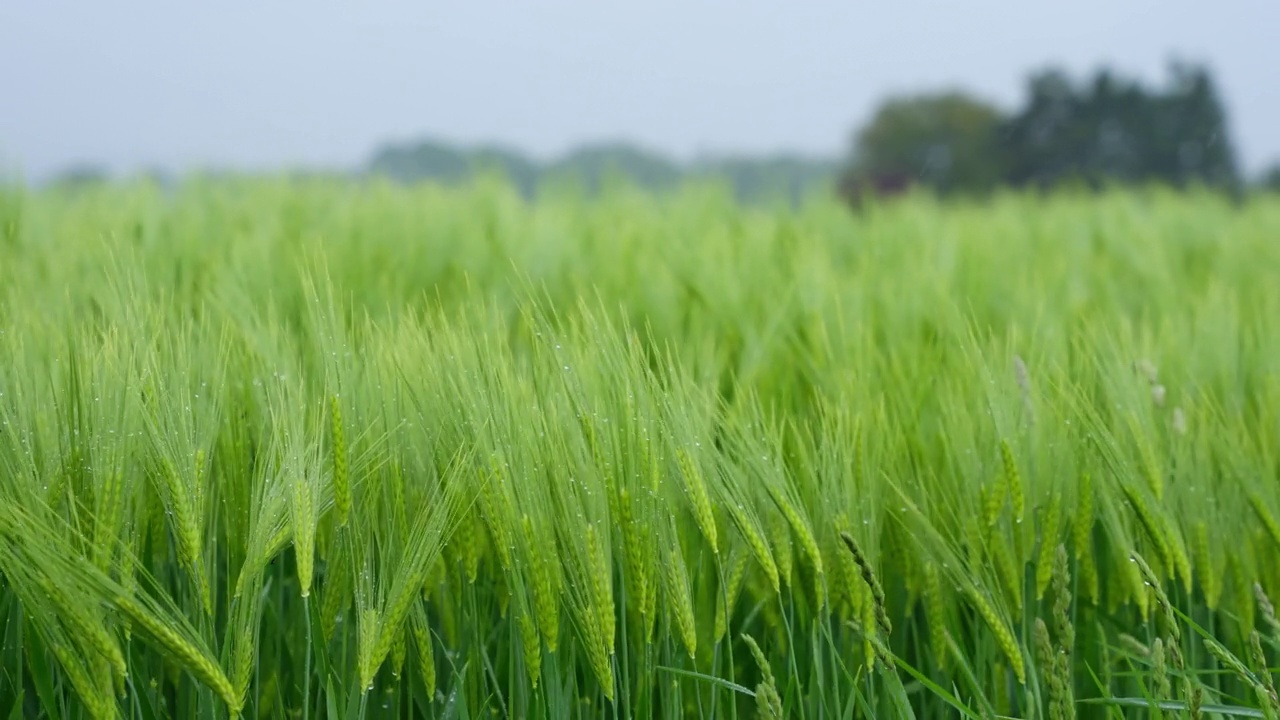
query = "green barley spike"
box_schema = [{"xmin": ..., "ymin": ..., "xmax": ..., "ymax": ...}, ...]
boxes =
[
  {"xmin": 330, "ymin": 395, "xmax": 350, "ymax": 527},
  {"xmin": 1000, "ymin": 440, "xmax": 1024, "ymax": 524}
]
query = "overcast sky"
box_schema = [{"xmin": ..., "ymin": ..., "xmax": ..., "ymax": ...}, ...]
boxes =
[{"xmin": 2, "ymin": 1, "xmax": 1277, "ymax": 181}]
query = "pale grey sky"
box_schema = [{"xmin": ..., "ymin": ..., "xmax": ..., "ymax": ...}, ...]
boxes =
[{"xmin": 2, "ymin": 1, "xmax": 1277, "ymax": 180}]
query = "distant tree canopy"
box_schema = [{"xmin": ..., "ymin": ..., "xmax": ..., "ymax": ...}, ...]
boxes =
[
  {"xmin": 840, "ymin": 92, "xmax": 1006, "ymax": 202},
  {"xmin": 366, "ymin": 140, "xmax": 838, "ymax": 204},
  {"xmin": 49, "ymin": 164, "xmax": 111, "ymax": 190},
  {"xmin": 544, "ymin": 143, "xmax": 683, "ymax": 192},
  {"xmin": 368, "ymin": 140, "xmax": 539, "ymax": 195},
  {"xmin": 352, "ymin": 60, "xmax": 1256, "ymax": 206},
  {"xmin": 1002, "ymin": 62, "xmax": 1238, "ymax": 190},
  {"xmin": 841, "ymin": 61, "xmax": 1241, "ymax": 203},
  {"xmin": 1261, "ymin": 165, "xmax": 1280, "ymax": 192},
  {"xmin": 692, "ymin": 156, "xmax": 839, "ymax": 205}
]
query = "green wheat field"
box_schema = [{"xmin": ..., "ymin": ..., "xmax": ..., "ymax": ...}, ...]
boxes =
[{"xmin": 1, "ymin": 178, "xmax": 1279, "ymax": 719}]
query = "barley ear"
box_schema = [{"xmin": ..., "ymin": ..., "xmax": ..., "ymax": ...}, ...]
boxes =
[
  {"xmin": 742, "ymin": 633, "xmax": 783, "ymax": 720},
  {"xmin": 676, "ymin": 448, "xmax": 718, "ymax": 553},
  {"xmin": 1206, "ymin": 637, "xmax": 1279, "ymax": 715},
  {"xmin": 38, "ymin": 576, "xmax": 127, "ymax": 692},
  {"xmin": 1118, "ymin": 633, "xmax": 1150, "ymax": 658},
  {"xmin": 769, "ymin": 512, "xmax": 794, "ymax": 589},
  {"xmin": 924, "ymin": 561, "xmax": 948, "ymax": 670},
  {"xmin": 984, "ymin": 473, "xmax": 1007, "ymax": 530},
  {"xmin": 991, "ymin": 527, "xmax": 1024, "ymax": 614},
  {"xmin": 617, "ymin": 489, "xmax": 651, "ymax": 624},
  {"xmin": 320, "ymin": 546, "xmax": 350, "ymax": 642},
  {"xmin": 1250, "ymin": 630, "xmax": 1280, "ymax": 713},
  {"xmin": 330, "ymin": 395, "xmax": 350, "ymax": 527},
  {"xmin": 409, "ymin": 603, "xmax": 436, "ymax": 698},
  {"xmin": 1034, "ymin": 619, "xmax": 1064, "ymax": 720},
  {"xmin": 666, "ymin": 547, "xmax": 698, "ymax": 659},
  {"xmin": 730, "ymin": 504, "xmax": 779, "ymax": 594},
  {"xmin": 114, "ymin": 594, "xmax": 239, "ymax": 713},
  {"xmin": 839, "ymin": 531, "xmax": 890, "ymax": 637},
  {"xmin": 229, "ymin": 593, "xmax": 261, "ymax": 709},
  {"xmin": 356, "ymin": 606, "xmax": 380, "ymax": 691},
  {"xmin": 523, "ymin": 514, "xmax": 561, "ymax": 652},
  {"xmin": 1000, "ymin": 440, "xmax": 1024, "ymax": 523},
  {"xmin": 1195, "ymin": 522, "xmax": 1220, "ymax": 609},
  {"xmin": 390, "ymin": 624, "xmax": 408, "ymax": 680},
  {"xmin": 584, "ymin": 524, "xmax": 615, "ymax": 649},
  {"xmin": 1151, "ymin": 638, "xmax": 1170, "ymax": 713},
  {"xmin": 1052, "ymin": 544, "xmax": 1074, "ymax": 658},
  {"xmin": 714, "ymin": 546, "xmax": 749, "ymax": 643},
  {"xmin": 1035, "ymin": 493, "xmax": 1062, "ymax": 601},
  {"xmin": 1256, "ymin": 583, "xmax": 1280, "ymax": 643},
  {"xmin": 778, "ymin": 495, "xmax": 823, "ymax": 579},
  {"xmin": 517, "ymin": 605, "xmax": 542, "ymax": 688},
  {"xmin": 289, "ymin": 473, "xmax": 317, "ymax": 599},
  {"xmin": 966, "ymin": 586, "xmax": 1025, "ymax": 685},
  {"xmin": 1073, "ymin": 473, "xmax": 1098, "ymax": 604},
  {"xmin": 50, "ymin": 640, "xmax": 115, "ymax": 720},
  {"xmin": 1130, "ymin": 552, "xmax": 1178, "ymax": 643},
  {"xmin": 1246, "ymin": 489, "xmax": 1280, "ymax": 549}
]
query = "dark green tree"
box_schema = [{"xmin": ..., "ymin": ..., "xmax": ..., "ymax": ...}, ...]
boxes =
[
  {"xmin": 368, "ymin": 140, "xmax": 471, "ymax": 183},
  {"xmin": 839, "ymin": 91, "xmax": 1007, "ymax": 202},
  {"xmin": 1262, "ymin": 164, "xmax": 1280, "ymax": 192},
  {"xmin": 1000, "ymin": 62, "xmax": 1239, "ymax": 191}
]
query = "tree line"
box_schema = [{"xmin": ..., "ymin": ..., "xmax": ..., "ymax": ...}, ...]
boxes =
[
  {"xmin": 365, "ymin": 141, "xmax": 838, "ymax": 204},
  {"xmin": 839, "ymin": 61, "xmax": 1262, "ymax": 204},
  {"xmin": 29, "ymin": 60, "xmax": 1280, "ymax": 201}
]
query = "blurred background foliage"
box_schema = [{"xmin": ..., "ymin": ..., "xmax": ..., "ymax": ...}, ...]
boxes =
[{"xmin": 42, "ymin": 61, "xmax": 1280, "ymax": 206}]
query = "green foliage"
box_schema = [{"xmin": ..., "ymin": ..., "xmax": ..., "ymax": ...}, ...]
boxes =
[
  {"xmin": 841, "ymin": 61, "xmax": 1241, "ymax": 205},
  {"xmin": 543, "ymin": 142, "xmax": 683, "ymax": 193},
  {"xmin": 690, "ymin": 154, "xmax": 839, "ymax": 205},
  {"xmin": 1261, "ymin": 164, "xmax": 1280, "ymax": 193},
  {"xmin": 839, "ymin": 91, "xmax": 1007, "ymax": 199},
  {"xmin": 364, "ymin": 139, "xmax": 837, "ymax": 204},
  {"xmin": 1, "ymin": 178, "xmax": 1279, "ymax": 719},
  {"xmin": 367, "ymin": 139, "xmax": 540, "ymax": 195},
  {"xmin": 1002, "ymin": 62, "xmax": 1240, "ymax": 192}
]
